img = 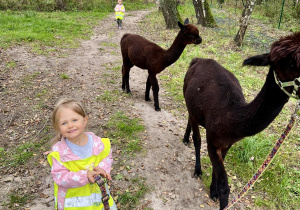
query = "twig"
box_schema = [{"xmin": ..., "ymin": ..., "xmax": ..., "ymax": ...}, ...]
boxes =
[{"xmin": 33, "ymin": 116, "xmax": 50, "ymax": 140}]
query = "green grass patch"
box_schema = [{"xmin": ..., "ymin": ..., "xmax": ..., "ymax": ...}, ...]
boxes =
[
  {"xmin": 6, "ymin": 61, "xmax": 16, "ymax": 68},
  {"xmin": 116, "ymin": 176, "xmax": 148, "ymax": 209},
  {"xmin": 96, "ymin": 90, "xmax": 119, "ymax": 103},
  {"xmin": 102, "ymin": 42, "xmax": 119, "ymax": 48},
  {"xmin": 21, "ymin": 72, "xmax": 41, "ymax": 84},
  {"xmin": 0, "ymin": 1, "xmax": 155, "ymax": 52},
  {"xmin": 105, "ymin": 111, "xmax": 145, "ymax": 156},
  {"xmin": 6, "ymin": 190, "xmax": 34, "ymax": 210},
  {"xmin": 0, "ymin": 10, "xmax": 109, "ymax": 52},
  {"xmin": 105, "ymin": 111, "xmax": 149, "ymax": 208},
  {"xmin": 0, "ymin": 126, "xmax": 52, "ymax": 168},
  {"xmin": 60, "ymin": 73, "xmax": 70, "ymax": 79}
]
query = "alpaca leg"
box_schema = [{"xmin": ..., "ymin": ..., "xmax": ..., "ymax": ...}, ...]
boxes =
[
  {"xmin": 183, "ymin": 118, "xmax": 192, "ymax": 145},
  {"xmin": 145, "ymin": 75, "xmax": 151, "ymax": 101},
  {"xmin": 208, "ymin": 143, "xmax": 230, "ymax": 209},
  {"xmin": 210, "ymin": 169, "xmax": 218, "ymax": 202},
  {"xmin": 190, "ymin": 118, "xmax": 202, "ymax": 177},
  {"xmin": 122, "ymin": 65, "xmax": 125, "ymax": 91},
  {"xmin": 122, "ymin": 65, "xmax": 132, "ymax": 94},
  {"xmin": 210, "ymin": 145, "xmax": 231, "ymax": 202},
  {"xmin": 149, "ymin": 74, "xmax": 160, "ymax": 111}
]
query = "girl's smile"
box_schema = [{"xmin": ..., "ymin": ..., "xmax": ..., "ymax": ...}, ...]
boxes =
[{"xmin": 58, "ymin": 107, "xmax": 88, "ymax": 145}]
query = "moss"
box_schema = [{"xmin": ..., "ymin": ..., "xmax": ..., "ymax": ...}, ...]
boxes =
[{"xmin": 204, "ymin": 0, "xmax": 217, "ymax": 27}]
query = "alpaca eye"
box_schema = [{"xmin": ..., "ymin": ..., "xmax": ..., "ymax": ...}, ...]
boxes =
[{"xmin": 288, "ymin": 62, "xmax": 296, "ymax": 71}]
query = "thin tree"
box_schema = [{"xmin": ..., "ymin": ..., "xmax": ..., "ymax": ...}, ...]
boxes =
[
  {"xmin": 234, "ymin": 0, "xmax": 257, "ymax": 46},
  {"xmin": 193, "ymin": 0, "xmax": 216, "ymax": 27}
]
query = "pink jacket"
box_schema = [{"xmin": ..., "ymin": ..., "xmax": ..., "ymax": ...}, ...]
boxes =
[
  {"xmin": 50, "ymin": 132, "xmax": 113, "ymax": 210},
  {"xmin": 114, "ymin": 4, "xmax": 125, "ymax": 12}
]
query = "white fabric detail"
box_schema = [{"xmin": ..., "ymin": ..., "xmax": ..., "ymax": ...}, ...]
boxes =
[{"xmin": 64, "ymin": 193, "xmax": 101, "ymax": 207}]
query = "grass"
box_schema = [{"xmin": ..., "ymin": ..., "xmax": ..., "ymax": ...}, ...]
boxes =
[
  {"xmin": 7, "ymin": 191, "xmax": 34, "ymax": 210},
  {"xmin": 59, "ymin": 73, "xmax": 70, "ymax": 79},
  {"xmin": 0, "ymin": 125, "xmax": 52, "ymax": 168},
  {"xmin": 21, "ymin": 72, "xmax": 41, "ymax": 84},
  {"xmin": 104, "ymin": 111, "xmax": 149, "ymax": 208},
  {"xmin": 105, "ymin": 111, "xmax": 145, "ymax": 156},
  {"xmin": 0, "ymin": 1, "xmax": 155, "ymax": 53},
  {"xmin": 116, "ymin": 176, "xmax": 149, "ymax": 209},
  {"xmin": 141, "ymin": 1, "xmax": 299, "ymax": 209},
  {"xmin": 96, "ymin": 90, "xmax": 120, "ymax": 103},
  {"xmin": 0, "ymin": 10, "xmax": 108, "ymax": 53}
]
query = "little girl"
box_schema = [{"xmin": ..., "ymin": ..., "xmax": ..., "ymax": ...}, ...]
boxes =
[
  {"xmin": 114, "ymin": 0, "xmax": 125, "ymax": 29},
  {"xmin": 47, "ymin": 98, "xmax": 117, "ymax": 210}
]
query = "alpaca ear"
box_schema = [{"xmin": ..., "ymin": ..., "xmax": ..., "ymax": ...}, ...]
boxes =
[
  {"xmin": 178, "ymin": 21, "xmax": 184, "ymax": 29},
  {"xmin": 243, "ymin": 53, "xmax": 271, "ymax": 66},
  {"xmin": 184, "ymin": 18, "xmax": 189, "ymax": 25}
]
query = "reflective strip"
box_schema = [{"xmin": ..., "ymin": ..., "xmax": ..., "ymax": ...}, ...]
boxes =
[
  {"xmin": 115, "ymin": 12, "xmax": 124, "ymax": 19},
  {"xmin": 65, "ymin": 192, "xmax": 101, "ymax": 207},
  {"xmin": 110, "ymin": 201, "xmax": 118, "ymax": 210},
  {"xmin": 64, "ymin": 184, "xmax": 113, "ymax": 209}
]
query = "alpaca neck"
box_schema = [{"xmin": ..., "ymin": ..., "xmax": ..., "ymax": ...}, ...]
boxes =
[
  {"xmin": 163, "ymin": 32, "xmax": 187, "ymax": 67},
  {"xmin": 236, "ymin": 69, "xmax": 289, "ymax": 137}
]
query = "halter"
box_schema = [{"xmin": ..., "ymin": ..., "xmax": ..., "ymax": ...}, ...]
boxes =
[{"xmin": 273, "ymin": 71, "xmax": 300, "ymax": 99}]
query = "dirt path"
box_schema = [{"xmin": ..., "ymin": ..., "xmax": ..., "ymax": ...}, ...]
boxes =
[{"xmin": 0, "ymin": 8, "xmax": 250, "ymax": 210}]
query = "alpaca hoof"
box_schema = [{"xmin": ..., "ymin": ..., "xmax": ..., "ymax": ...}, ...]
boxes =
[
  {"xmin": 155, "ymin": 107, "xmax": 161, "ymax": 111},
  {"xmin": 193, "ymin": 170, "xmax": 202, "ymax": 178},
  {"xmin": 183, "ymin": 138, "xmax": 191, "ymax": 146},
  {"xmin": 211, "ymin": 196, "xmax": 218, "ymax": 202},
  {"xmin": 210, "ymin": 191, "xmax": 218, "ymax": 202},
  {"xmin": 145, "ymin": 97, "xmax": 151, "ymax": 101}
]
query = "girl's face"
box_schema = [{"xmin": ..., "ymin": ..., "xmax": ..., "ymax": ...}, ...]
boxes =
[
  {"xmin": 118, "ymin": 0, "xmax": 122, "ymax": 5},
  {"xmin": 57, "ymin": 107, "xmax": 88, "ymax": 142}
]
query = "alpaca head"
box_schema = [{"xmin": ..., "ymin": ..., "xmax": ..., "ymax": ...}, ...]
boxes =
[
  {"xmin": 243, "ymin": 31, "xmax": 300, "ymax": 99},
  {"xmin": 178, "ymin": 18, "xmax": 202, "ymax": 45}
]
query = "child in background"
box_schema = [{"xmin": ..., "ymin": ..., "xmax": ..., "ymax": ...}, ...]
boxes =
[
  {"xmin": 47, "ymin": 98, "xmax": 117, "ymax": 210},
  {"xmin": 114, "ymin": 0, "xmax": 125, "ymax": 29}
]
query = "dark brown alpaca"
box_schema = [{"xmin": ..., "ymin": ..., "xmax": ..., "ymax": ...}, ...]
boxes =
[
  {"xmin": 121, "ymin": 18, "xmax": 202, "ymax": 111},
  {"xmin": 183, "ymin": 32, "xmax": 300, "ymax": 210}
]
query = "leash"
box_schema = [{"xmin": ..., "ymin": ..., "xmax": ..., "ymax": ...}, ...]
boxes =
[
  {"xmin": 224, "ymin": 101, "xmax": 300, "ymax": 210},
  {"xmin": 94, "ymin": 175, "xmax": 110, "ymax": 210}
]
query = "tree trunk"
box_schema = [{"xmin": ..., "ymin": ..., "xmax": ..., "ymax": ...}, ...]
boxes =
[
  {"xmin": 160, "ymin": 0, "xmax": 178, "ymax": 29},
  {"xmin": 234, "ymin": 0, "xmax": 256, "ymax": 46},
  {"xmin": 193, "ymin": 0, "xmax": 216, "ymax": 27},
  {"xmin": 256, "ymin": 0, "xmax": 262, "ymax": 5}
]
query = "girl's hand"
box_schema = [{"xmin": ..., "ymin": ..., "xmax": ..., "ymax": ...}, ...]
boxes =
[
  {"xmin": 87, "ymin": 170, "xmax": 100, "ymax": 183},
  {"xmin": 94, "ymin": 166, "xmax": 112, "ymax": 180}
]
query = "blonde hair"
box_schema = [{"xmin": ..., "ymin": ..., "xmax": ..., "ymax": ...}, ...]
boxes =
[{"xmin": 51, "ymin": 98, "xmax": 87, "ymax": 146}]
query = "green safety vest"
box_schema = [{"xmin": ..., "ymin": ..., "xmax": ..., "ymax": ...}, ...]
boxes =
[
  {"xmin": 115, "ymin": 6, "xmax": 125, "ymax": 20},
  {"xmin": 47, "ymin": 138, "xmax": 115, "ymax": 210}
]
